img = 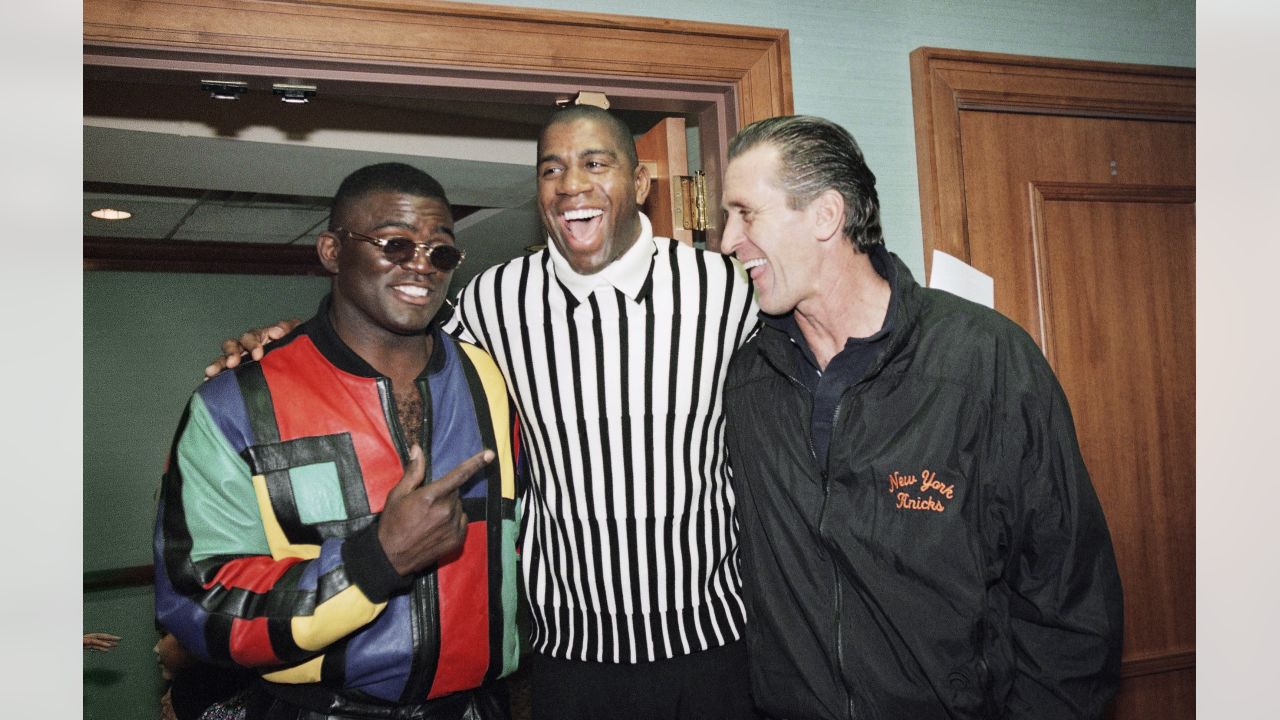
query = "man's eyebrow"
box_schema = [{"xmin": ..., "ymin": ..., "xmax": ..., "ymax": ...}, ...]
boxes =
[{"xmin": 538, "ymin": 148, "xmax": 619, "ymax": 164}]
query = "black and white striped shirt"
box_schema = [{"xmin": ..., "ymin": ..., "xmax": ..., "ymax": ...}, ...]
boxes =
[{"xmin": 445, "ymin": 214, "xmax": 759, "ymax": 663}]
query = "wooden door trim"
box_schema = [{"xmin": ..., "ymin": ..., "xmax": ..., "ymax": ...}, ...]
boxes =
[
  {"xmin": 1027, "ymin": 182, "xmax": 1196, "ymax": 358},
  {"xmin": 83, "ymin": 0, "xmax": 792, "ymax": 125},
  {"xmin": 1121, "ymin": 650, "xmax": 1196, "ymax": 679},
  {"xmin": 84, "ymin": 236, "xmax": 328, "ymax": 275},
  {"xmin": 84, "ymin": 0, "xmax": 791, "ymax": 259},
  {"xmin": 909, "ymin": 47, "xmax": 1194, "ymax": 280}
]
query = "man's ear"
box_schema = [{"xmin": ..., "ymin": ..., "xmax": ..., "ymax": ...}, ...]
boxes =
[
  {"xmin": 317, "ymin": 231, "xmax": 341, "ymax": 274},
  {"xmin": 633, "ymin": 161, "xmax": 652, "ymax": 206},
  {"xmin": 810, "ymin": 189, "xmax": 846, "ymax": 242}
]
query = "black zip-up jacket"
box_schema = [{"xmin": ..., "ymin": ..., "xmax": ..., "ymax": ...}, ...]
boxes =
[{"xmin": 724, "ymin": 251, "xmax": 1123, "ymax": 720}]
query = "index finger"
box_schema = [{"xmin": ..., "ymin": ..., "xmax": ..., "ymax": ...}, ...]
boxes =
[{"xmin": 423, "ymin": 449, "xmax": 495, "ymax": 496}]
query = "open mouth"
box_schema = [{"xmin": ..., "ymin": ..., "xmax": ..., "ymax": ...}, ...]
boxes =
[
  {"xmin": 742, "ymin": 257, "xmax": 768, "ymax": 279},
  {"xmin": 561, "ymin": 208, "xmax": 604, "ymax": 246}
]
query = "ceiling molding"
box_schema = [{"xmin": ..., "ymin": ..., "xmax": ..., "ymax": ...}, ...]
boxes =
[{"xmin": 84, "ymin": 237, "xmax": 328, "ymax": 276}]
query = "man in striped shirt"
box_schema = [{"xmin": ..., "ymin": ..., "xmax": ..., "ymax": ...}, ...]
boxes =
[
  {"xmin": 212, "ymin": 107, "xmax": 762, "ymax": 719},
  {"xmin": 450, "ymin": 105, "xmax": 759, "ymax": 719}
]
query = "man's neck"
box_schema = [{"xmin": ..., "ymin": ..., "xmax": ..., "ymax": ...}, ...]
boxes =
[
  {"xmin": 793, "ymin": 249, "xmax": 891, "ymax": 370},
  {"xmin": 329, "ymin": 306, "xmax": 433, "ymax": 387}
]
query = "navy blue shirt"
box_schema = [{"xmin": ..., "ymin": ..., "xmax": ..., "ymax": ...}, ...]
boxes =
[{"xmin": 760, "ymin": 245, "xmax": 898, "ymax": 468}]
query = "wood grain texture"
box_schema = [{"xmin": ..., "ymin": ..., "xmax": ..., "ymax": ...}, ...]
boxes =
[
  {"xmin": 910, "ymin": 49, "xmax": 1195, "ymax": 720},
  {"xmin": 909, "ymin": 47, "xmax": 1192, "ymax": 282},
  {"xmin": 84, "ymin": 0, "xmax": 791, "ymax": 255},
  {"xmin": 84, "ymin": 0, "xmax": 792, "ymax": 123},
  {"xmin": 635, "ymin": 116, "xmax": 693, "ymax": 244}
]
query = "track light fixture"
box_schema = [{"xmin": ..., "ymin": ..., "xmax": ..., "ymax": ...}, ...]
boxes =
[
  {"xmin": 272, "ymin": 83, "xmax": 318, "ymax": 104},
  {"xmin": 200, "ymin": 80, "xmax": 248, "ymax": 100}
]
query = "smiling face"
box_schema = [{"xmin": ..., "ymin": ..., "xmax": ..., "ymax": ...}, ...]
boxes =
[
  {"xmin": 537, "ymin": 116, "xmax": 651, "ymax": 275},
  {"xmin": 721, "ymin": 143, "xmax": 823, "ymax": 316},
  {"xmin": 318, "ymin": 190, "xmax": 456, "ymax": 339}
]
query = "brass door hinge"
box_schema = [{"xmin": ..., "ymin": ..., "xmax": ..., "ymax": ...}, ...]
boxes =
[{"xmin": 674, "ymin": 172, "xmax": 712, "ymax": 231}]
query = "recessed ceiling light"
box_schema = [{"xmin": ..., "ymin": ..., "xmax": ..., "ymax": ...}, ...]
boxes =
[{"xmin": 90, "ymin": 208, "xmax": 133, "ymax": 221}]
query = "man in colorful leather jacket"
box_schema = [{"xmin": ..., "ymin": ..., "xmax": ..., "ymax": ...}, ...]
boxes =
[
  {"xmin": 154, "ymin": 163, "xmax": 522, "ymax": 720},
  {"xmin": 718, "ymin": 116, "xmax": 1124, "ymax": 719}
]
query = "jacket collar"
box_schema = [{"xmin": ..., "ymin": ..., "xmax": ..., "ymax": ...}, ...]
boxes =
[
  {"xmin": 302, "ymin": 293, "xmax": 447, "ymax": 380},
  {"xmin": 755, "ymin": 245, "xmax": 921, "ymax": 382}
]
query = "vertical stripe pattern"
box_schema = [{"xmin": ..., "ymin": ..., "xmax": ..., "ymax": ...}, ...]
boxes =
[{"xmin": 446, "ymin": 231, "xmax": 759, "ymax": 663}]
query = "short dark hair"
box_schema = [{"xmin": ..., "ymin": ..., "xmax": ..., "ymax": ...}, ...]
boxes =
[
  {"xmin": 329, "ymin": 162, "xmax": 450, "ymax": 230},
  {"xmin": 538, "ymin": 105, "xmax": 639, "ymax": 169},
  {"xmin": 728, "ymin": 115, "xmax": 883, "ymax": 252}
]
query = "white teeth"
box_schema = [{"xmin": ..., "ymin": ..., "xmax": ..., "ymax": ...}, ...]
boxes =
[
  {"xmin": 563, "ymin": 208, "xmax": 604, "ymax": 221},
  {"xmin": 743, "ymin": 258, "xmax": 768, "ymax": 270},
  {"xmin": 395, "ymin": 285, "xmax": 429, "ymax": 297}
]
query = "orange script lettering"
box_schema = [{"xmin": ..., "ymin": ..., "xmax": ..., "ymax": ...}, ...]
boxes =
[
  {"xmin": 919, "ymin": 470, "xmax": 954, "ymax": 500},
  {"xmin": 888, "ymin": 471, "xmax": 918, "ymax": 494}
]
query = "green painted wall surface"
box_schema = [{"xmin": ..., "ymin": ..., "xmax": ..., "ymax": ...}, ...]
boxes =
[
  {"xmin": 83, "ymin": 271, "xmax": 329, "ymax": 720},
  {"xmin": 454, "ymin": 0, "xmax": 1195, "ymax": 279}
]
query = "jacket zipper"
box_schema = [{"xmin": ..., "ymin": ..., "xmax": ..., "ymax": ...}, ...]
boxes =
[
  {"xmin": 776, "ymin": 366, "xmax": 859, "ymax": 720},
  {"xmin": 820, "ymin": 390, "xmax": 859, "ymax": 720},
  {"xmin": 378, "ymin": 377, "xmax": 442, "ymax": 704}
]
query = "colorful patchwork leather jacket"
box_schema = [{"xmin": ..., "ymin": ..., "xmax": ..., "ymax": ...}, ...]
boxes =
[{"xmin": 154, "ymin": 297, "xmax": 521, "ymax": 712}]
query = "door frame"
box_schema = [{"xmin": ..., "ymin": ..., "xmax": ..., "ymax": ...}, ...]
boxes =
[
  {"xmin": 909, "ymin": 47, "xmax": 1193, "ymax": 280},
  {"xmin": 909, "ymin": 44, "xmax": 1197, "ymax": 696},
  {"xmin": 84, "ymin": 0, "xmax": 794, "ymax": 254}
]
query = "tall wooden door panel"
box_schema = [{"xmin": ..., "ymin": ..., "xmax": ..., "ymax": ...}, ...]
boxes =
[
  {"xmin": 1036, "ymin": 192, "xmax": 1196, "ymax": 705},
  {"xmin": 962, "ymin": 110, "xmax": 1196, "ymax": 720},
  {"xmin": 957, "ymin": 112, "xmax": 1194, "ymax": 343},
  {"xmin": 911, "ymin": 49, "xmax": 1195, "ymax": 720}
]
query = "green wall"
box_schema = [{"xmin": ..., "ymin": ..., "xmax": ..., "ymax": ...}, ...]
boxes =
[
  {"xmin": 82, "ymin": 2, "xmax": 1194, "ymax": 718},
  {"xmin": 83, "ymin": 272, "xmax": 329, "ymax": 719}
]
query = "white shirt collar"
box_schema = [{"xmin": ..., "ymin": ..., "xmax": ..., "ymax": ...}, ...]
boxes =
[{"xmin": 546, "ymin": 212, "xmax": 658, "ymax": 302}]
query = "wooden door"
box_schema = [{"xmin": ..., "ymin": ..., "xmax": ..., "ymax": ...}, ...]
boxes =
[
  {"xmin": 636, "ymin": 117, "xmax": 694, "ymax": 245},
  {"xmin": 911, "ymin": 48, "xmax": 1195, "ymax": 719}
]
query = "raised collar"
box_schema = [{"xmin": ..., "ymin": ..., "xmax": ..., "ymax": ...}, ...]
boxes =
[
  {"xmin": 303, "ymin": 294, "xmax": 447, "ymax": 380},
  {"xmin": 545, "ymin": 212, "xmax": 658, "ymax": 304},
  {"xmin": 758, "ymin": 244, "xmax": 914, "ymax": 379}
]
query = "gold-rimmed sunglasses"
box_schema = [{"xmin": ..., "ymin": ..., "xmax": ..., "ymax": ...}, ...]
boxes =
[{"xmin": 336, "ymin": 228, "xmax": 466, "ymax": 271}]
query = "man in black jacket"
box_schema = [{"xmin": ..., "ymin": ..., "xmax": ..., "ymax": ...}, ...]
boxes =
[{"xmin": 719, "ymin": 115, "xmax": 1124, "ymax": 720}]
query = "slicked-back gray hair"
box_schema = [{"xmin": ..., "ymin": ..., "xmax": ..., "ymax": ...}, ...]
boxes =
[{"xmin": 728, "ymin": 115, "xmax": 883, "ymax": 252}]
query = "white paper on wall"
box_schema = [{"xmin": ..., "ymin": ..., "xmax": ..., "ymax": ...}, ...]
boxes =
[{"xmin": 927, "ymin": 250, "xmax": 994, "ymax": 309}]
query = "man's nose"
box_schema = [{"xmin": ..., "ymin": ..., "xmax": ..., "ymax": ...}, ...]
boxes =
[
  {"xmin": 401, "ymin": 244, "xmax": 437, "ymax": 273},
  {"xmin": 720, "ymin": 214, "xmax": 744, "ymax": 255},
  {"xmin": 558, "ymin": 164, "xmax": 590, "ymax": 194}
]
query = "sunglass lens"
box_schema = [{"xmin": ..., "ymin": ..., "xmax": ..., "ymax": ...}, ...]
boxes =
[
  {"xmin": 428, "ymin": 245, "xmax": 463, "ymax": 271},
  {"xmin": 382, "ymin": 238, "xmax": 417, "ymax": 265}
]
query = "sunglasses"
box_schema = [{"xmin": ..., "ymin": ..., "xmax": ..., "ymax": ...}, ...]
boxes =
[{"xmin": 337, "ymin": 228, "xmax": 466, "ymax": 271}]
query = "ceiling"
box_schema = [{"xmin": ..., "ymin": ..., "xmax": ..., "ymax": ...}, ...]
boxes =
[{"xmin": 83, "ymin": 71, "xmax": 674, "ymax": 293}]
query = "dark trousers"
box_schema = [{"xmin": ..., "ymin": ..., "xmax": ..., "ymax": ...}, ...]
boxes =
[
  {"xmin": 530, "ymin": 640, "xmax": 760, "ymax": 720},
  {"xmin": 244, "ymin": 681, "xmax": 509, "ymax": 720}
]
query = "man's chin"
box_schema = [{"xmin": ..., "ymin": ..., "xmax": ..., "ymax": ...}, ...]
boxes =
[
  {"xmin": 553, "ymin": 240, "xmax": 610, "ymax": 275},
  {"xmin": 388, "ymin": 307, "xmax": 446, "ymax": 335}
]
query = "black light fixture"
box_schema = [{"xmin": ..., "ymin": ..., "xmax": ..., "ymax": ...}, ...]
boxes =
[
  {"xmin": 200, "ymin": 79, "xmax": 248, "ymax": 100},
  {"xmin": 272, "ymin": 83, "xmax": 317, "ymax": 104}
]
